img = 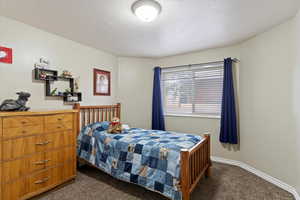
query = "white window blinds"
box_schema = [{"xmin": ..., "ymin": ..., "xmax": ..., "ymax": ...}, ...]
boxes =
[{"xmin": 161, "ymin": 63, "xmax": 224, "ymax": 117}]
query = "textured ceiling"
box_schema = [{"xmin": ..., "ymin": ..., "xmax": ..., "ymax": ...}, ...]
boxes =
[{"xmin": 1, "ymin": 0, "xmax": 299, "ymax": 57}]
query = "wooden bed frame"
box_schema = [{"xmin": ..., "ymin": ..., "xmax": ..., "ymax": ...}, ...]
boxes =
[{"xmin": 73, "ymin": 103, "xmax": 211, "ymax": 200}]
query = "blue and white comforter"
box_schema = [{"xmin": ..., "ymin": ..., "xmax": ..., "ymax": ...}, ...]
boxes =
[{"xmin": 77, "ymin": 122, "xmax": 203, "ymax": 200}]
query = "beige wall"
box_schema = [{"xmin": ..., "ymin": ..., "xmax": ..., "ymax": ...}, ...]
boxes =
[
  {"xmin": 239, "ymin": 18, "xmax": 299, "ymax": 192},
  {"xmin": 0, "ymin": 16, "xmax": 118, "ymax": 110},
  {"xmin": 117, "ymin": 57, "xmax": 154, "ymax": 129},
  {"xmin": 291, "ymin": 11, "xmax": 300, "ymax": 194}
]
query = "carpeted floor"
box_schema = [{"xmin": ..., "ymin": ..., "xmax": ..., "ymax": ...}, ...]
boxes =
[{"xmin": 32, "ymin": 162, "xmax": 294, "ymax": 200}]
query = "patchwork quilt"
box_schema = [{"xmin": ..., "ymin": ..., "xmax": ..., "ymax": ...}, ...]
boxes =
[{"xmin": 77, "ymin": 122, "xmax": 203, "ymax": 200}]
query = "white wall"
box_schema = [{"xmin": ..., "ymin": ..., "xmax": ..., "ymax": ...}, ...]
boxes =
[{"xmin": 0, "ymin": 16, "xmax": 118, "ymax": 110}]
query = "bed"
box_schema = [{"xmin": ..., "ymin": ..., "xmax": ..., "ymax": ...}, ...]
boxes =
[{"xmin": 74, "ymin": 103, "xmax": 211, "ymax": 200}]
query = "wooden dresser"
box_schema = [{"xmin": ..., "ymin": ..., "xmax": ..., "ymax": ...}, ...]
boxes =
[{"xmin": 0, "ymin": 110, "xmax": 78, "ymax": 200}]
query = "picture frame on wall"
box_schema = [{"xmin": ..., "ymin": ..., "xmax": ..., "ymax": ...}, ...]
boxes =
[
  {"xmin": 0, "ymin": 46, "xmax": 13, "ymax": 64},
  {"xmin": 94, "ymin": 68, "xmax": 111, "ymax": 96}
]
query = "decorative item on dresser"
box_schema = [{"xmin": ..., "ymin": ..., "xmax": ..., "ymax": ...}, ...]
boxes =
[
  {"xmin": 0, "ymin": 92, "xmax": 31, "ymax": 111},
  {"xmin": 0, "ymin": 110, "xmax": 78, "ymax": 200}
]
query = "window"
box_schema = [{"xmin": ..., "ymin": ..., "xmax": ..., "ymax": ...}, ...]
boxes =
[{"xmin": 161, "ymin": 63, "xmax": 224, "ymax": 118}]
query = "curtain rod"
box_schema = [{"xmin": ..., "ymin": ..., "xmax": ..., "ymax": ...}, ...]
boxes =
[{"xmin": 161, "ymin": 58, "xmax": 240, "ymax": 70}]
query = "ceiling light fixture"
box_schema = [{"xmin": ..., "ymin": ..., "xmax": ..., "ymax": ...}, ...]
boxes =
[{"xmin": 132, "ymin": 0, "xmax": 162, "ymax": 22}]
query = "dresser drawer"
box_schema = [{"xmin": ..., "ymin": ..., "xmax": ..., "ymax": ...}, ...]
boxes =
[
  {"xmin": 44, "ymin": 131, "xmax": 76, "ymax": 150},
  {"xmin": 28, "ymin": 168, "xmax": 53, "ymax": 194},
  {"xmin": 2, "ymin": 148, "xmax": 75, "ymax": 183},
  {"xmin": 2, "ymin": 161, "xmax": 76, "ymax": 200},
  {"xmin": 3, "ymin": 116, "xmax": 43, "ymax": 128},
  {"xmin": 3, "ymin": 124, "xmax": 43, "ymax": 139},
  {"xmin": 2, "ymin": 152, "xmax": 45, "ymax": 183},
  {"xmin": 3, "ymin": 177, "xmax": 27, "ymax": 200},
  {"xmin": 2, "ymin": 158, "xmax": 27, "ymax": 183},
  {"xmin": 3, "ymin": 131, "xmax": 75, "ymax": 161},
  {"xmin": 45, "ymin": 147, "xmax": 76, "ymax": 168},
  {"xmin": 3, "ymin": 135, "xmax": 45, "ymax": 160},
  {"xmin": 45, "ymin": 121, "xmax": 73, "ymax": 133},
  {"xmin": 45, "ymin": 114, "xmax": 73, "ymax": 124},
  {"xmin": 28, "ymin": 163, "xmax": 75, "ymax": 194},
  {"xmin": 62, "ymin": 159, "xmax": 76, "ymax": 180}
]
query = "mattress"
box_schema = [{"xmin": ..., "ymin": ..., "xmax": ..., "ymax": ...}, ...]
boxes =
[{"xmin": 77, "ymin": 122, "xmax": 203, "ymax": 200}]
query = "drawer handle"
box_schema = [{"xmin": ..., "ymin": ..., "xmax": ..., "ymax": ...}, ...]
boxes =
[
  {"xmin": 57, "ymin": 118, "xmax": 63, "ymax": 121},
  {"xmin": 21, "ymin": 121, "xmax": 27, "ymax": 124},
  {"xmin": 34, "ymin": 161, "xmax": 45, "ymax": 165},
  {"xmin": 34, "ymin": 177, "xmax": 49, "ymax": 184},
  {"xmin": 43, "ymin": 141, "xmax": 51, "ymax": 145},
  {"xmin": 22, "ymin": 130, "xmax": 27, "ymax": 134},
  {"xmin": 35, "ymin": 141, "xmax": 52, "ymax": 145},
  {"xmin": 34, "ymin": 159, "xmax": 51, "ymax": 165}
]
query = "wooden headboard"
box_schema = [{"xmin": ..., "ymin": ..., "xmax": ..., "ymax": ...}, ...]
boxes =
[{"xmin": 73, "ymin": 103, "xmax": 121, "ymax": 133}]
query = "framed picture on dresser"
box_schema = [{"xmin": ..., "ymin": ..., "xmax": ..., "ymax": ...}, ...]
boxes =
[{"xmin": 93, "ymin": 68, "xmax": 111, "ymax": 96}]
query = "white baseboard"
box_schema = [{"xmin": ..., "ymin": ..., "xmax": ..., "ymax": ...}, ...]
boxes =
[{"xmin": 211, "ymin": 156, "xmax": 300, "ymax": 200}]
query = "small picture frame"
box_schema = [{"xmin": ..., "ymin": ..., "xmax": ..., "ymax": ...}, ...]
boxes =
[
  {"xmin": 0, "ymin": 46, "xmax": 13, "ymax": 64},
  {"xmin": 93, "ymin": 68, "xmax": 111, "ymax": 96}
]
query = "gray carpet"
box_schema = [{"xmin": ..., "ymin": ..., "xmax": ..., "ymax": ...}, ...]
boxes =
[{"xmin": 32, "ymin": 162, "xmax": 294, "ymax": 200}]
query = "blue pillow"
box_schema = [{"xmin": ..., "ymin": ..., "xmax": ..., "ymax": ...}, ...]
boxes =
[{"xmin": 90, "ymin": 121, "xmax": 110, "ymax": 131}]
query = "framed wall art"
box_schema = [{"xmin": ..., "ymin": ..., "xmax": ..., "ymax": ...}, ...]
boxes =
[
  {"xmin": 93, "ymin": 68, "xmax": 111, "ymax": 96},
  {"xmin": 0, "ymin": 46, "xmax": 13, "ymax": 64}
]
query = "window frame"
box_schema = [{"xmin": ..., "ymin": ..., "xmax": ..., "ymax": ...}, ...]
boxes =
[{"xmin": 161, "ymin": 64, "xmax": 224, "ymax": 119}]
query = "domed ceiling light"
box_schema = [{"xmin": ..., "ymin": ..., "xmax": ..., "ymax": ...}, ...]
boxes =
[{"xmin": 132, "ymin": 0, "xmax": 162, "ymax": 22}]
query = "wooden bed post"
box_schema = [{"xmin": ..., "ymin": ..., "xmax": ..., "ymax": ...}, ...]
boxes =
[
  {"xmin": 73, "ymin": 103, "xmax": 80, "ymax": 136},
  {"xmin": 204, "ymin": 133, "xmax": 212, "ymax": 177},
  {"xmin": 117, "ymin": 103, "xmax": 121, "ymax": 120},
  {"xmin": 181, "ymin": 149, "xmax": 190, "ymax": 200}
]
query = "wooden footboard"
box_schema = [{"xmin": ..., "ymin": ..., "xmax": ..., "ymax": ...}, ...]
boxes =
[{"xmin": 180, "ymin": 134, "xmax": 212, "ymax": 200}]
